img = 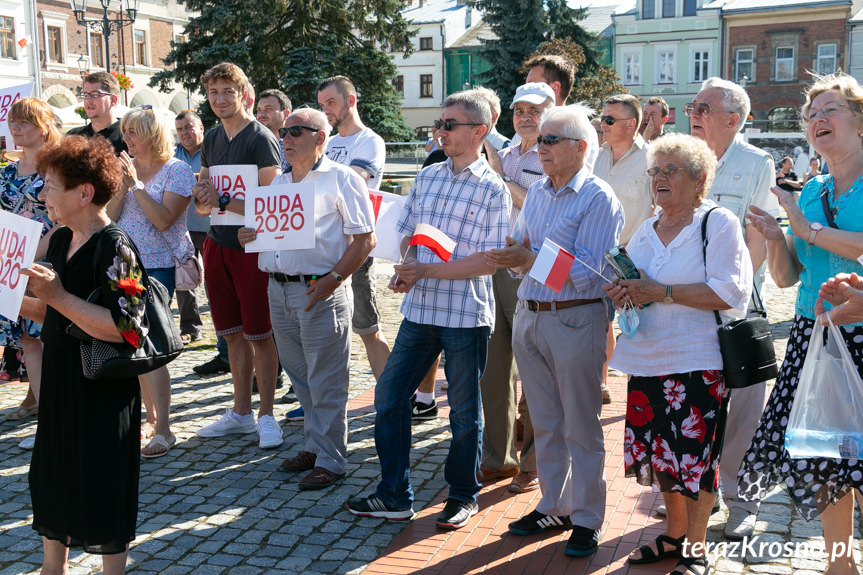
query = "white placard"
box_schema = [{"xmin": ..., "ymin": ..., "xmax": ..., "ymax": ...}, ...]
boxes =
[
  {"xmin": 368, "ymin": 190, "xmax": 406, "ymax": 263},
  {"xmin": 243, "ymin": 183, "xmax": 316, "ymax": 253},
  {"xmin": 208, "ymin": 164, "xmax": 258, "ymax": 226},
  {"xmin": 0, "ymin": 83, "xmax": 34, "ymax": 144},
  {"xmin": 0, "ymin": 211, "xmax": 42, "ymax": 321}
]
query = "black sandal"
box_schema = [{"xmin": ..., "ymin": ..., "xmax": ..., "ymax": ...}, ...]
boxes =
[
  {"xmin": 671, "ymin": 556, "xmax": 711, "ymax": 575},
  {"xmin": 628, "ymin": 533, "xmax": 685, "ymax": 564}
]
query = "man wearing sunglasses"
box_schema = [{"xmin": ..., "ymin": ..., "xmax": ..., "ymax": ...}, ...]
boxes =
[
  {"xmin": 67, "ymin": 71, "xmax": 127, "ymax": 155},
  {"xmin": 685, "ymin": 76, "xmax": 779, "ymax": 540},
  {"xmin": 347, "ymin": 91, "xmax": 511, "ymax": 531}
]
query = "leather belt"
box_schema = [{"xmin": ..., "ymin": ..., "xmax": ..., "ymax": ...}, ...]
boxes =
[
  {"xmin": 270, "ymin": 272, "xmax": 329, "ymax": 284},
  {"xmin": 522, "ymin": 298, "xmax": 602, "ymax": 312}
]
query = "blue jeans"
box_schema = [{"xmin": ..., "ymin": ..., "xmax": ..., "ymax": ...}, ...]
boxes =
[
  {"xmin": 374, "ymin": 319, "xmax": 490, "ymax": 510},
  {"xmin": 148, "ymin": 266, "xmax": 175, "ymax": 300}
]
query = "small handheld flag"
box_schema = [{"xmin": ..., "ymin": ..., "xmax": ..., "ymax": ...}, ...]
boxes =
[
  {"xmin": 410, "ymin": 223, "xmax": 456, "ymax": 262},
  {"xmin": 529, "ymin": 238, "xmax": 575, "ymax": 293}
]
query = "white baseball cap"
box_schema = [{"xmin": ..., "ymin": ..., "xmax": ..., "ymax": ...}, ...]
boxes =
[{"xmin": 510, "ymin": 82, "xmax": 555, "ymax": 108}]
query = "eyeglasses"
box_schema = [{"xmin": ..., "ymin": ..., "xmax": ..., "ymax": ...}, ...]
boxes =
[
  {"xmin": 81, "ymin": 91, "xmax": 112, "ymax": 100},
  {"xmin": 536, "ymin": 135, "xmax": 580, "ymax": 146},
  {"xmin": 802, "ymin": 103, "xmax": 848, "ymax": 123},
  {"xmin": 684, "ymin": 102, "xmax": 731, "ymax": 117},
  {"xmin": 278, "ymin": 125, "xmax": 319, "ymax": 139},
  {"xmin": 647, "ymin": 165, "xmax": 683, "ymax": 177},
  {"xmin": 434, "ymin": 119, "xmax": 482, "ymax": 131},
  {"xmin": 600, "ymin": 115, "xmax": 634, "ymax": 126},
  {"xmin": 8, "ymin": 121, "xmax": 34, "ymax": 130},
  {"xmin": 138, "ymin": 105, "xmax": 153, "ymax": 111}
]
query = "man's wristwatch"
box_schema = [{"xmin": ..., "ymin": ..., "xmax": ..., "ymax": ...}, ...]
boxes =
[
  {"xmin": 808, "ymin": 222, "xmax": 823, "ymax": 246},
  {"xmin": 129, "ymin": 180, "xmax": 145, "ymax": 194},
  {"xmin": 218, "ymin": 193, "xmax": 232, "ymax": 212},
  {"xmin": 330, "ymin": 271, "xmax": 344, "ymax": 284},
  {"xmin": 663, "ymin": 285, "xmax": 674, "ymax": 304},
  {"xmin": 502, "ymin": 175, "xmax": 513, "ymax": 183}
]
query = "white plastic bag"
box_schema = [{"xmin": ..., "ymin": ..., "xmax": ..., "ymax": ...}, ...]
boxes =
[{"xmin": 785, "ymin": 314, "xmax": 863, "ymax": 459}]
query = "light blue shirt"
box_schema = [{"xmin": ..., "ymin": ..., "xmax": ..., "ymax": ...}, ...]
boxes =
[{"xmin": 174, "ymin": 144, "xmax": 209, "ymax": 233}]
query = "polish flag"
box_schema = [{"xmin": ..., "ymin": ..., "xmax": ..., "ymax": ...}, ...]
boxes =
[
  {"xmin": 410, "ymin": 223, "xmax": 456, "ymax": 262},
  {"xmin": 529, "ymin": 238, "xmax": 575, "ymax": 293}
]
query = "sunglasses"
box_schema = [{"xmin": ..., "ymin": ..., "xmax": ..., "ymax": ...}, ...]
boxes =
[
  {"xmin": 434, "ymin": 119, "xmax": 482, "ymax": 131},
  {"xmin": 81, "ymin": 91, "xmax": 112, "ymax": 100},
  {"xmin": 279, "ymin": 125, "xmax": 320, "ymax": 139},
  {"xmin": 536, "ymin": 135, "xmax": 580, "ymax": 146},
  {"xmin": 684, "ymin": 102, "xmax": 730, "ymax": 117},
  {"xmin": 646, "ymin": 165, "xmax": 683, "ymax": 177},
  {"xmin": 600, "ymin": 115, "xmax": 634, "ymax": 126}
]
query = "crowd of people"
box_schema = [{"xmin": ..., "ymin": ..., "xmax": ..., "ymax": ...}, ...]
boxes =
[{"xmin": 2, "ymin": 55, "xmax": 863, "ymax": 575}]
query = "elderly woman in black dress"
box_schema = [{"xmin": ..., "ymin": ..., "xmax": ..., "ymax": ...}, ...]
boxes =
[{"xmin": 20, "ymin": 135, "xmax": 146, "ymax": 575}]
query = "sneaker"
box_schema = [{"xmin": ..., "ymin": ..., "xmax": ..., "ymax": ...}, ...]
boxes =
[
  {"xmin": 411, "ymin": 394, "xmax": 438, "ymax": 420},
  {"xmin": 279, "ymin": 386, "xmax": 298, "ymax": 404},
  {"xmin": 565, "ymin": 525, "xmax": 600, "ymax": 557},
  {"xmin": 196, "ymin": 409, "xmax": 257, "ymax": 437},
  {"xmin": 345, "ymin": 494, "xmax": 415, "ymax": 520},
  {"xmin": 193, "ymin": 355, "xmax": 230, "ymax": 375},
  {"xmin": 436, "ymin": 498, "xmax": 478, "ymax": 530},
  {"xmin": 18, "ymin": 436, "xmax": 35, "ymax": 450},
  {"xmin": 508, "ymin": 509, "xmax": 573, "ymax": 536},
  {"xmin": 257, "ymin": 415, "xmax": 283, "ymax": 449},
  {"xmin": 601, "ymin": 385, "xmax": 612, "ymax": 405},
  {"xmin": 285, "ymin": 406, "xmax": 304, "ymax": 421},
  {"xmin": 724, "ymin": 507, "xmax": 756, "ymax": 540},
  {"xmin": 298, "ymin": 467, "xmax": 343, "ymax": 490},
  {"xmin": 508, "ymin": 471, "xmax": 540, "ymax": 493}
]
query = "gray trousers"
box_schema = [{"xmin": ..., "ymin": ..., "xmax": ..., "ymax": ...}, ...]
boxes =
[
  {"xmin": 268, "ymin": 279, "xmax": 352, "ymax": 475},
  {"xmin": 720, "ymin": 381, "xmax": 767, "ymax": 513},
  {"xmin": 512, "ymin": 300, "xmax": 607, "ymax": 530},
  {"xmin": 480, "ymin": 269, "xmax": 535, "ymax": 472}
]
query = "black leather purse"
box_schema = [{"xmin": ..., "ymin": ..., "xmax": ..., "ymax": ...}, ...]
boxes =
[
  {"xmin": 66, "ymin": 227, "xmax": 184, "ymax": 380},
  {"xmin": 702, "ymin": 208, "xmax": 779, "ymax": 389}
]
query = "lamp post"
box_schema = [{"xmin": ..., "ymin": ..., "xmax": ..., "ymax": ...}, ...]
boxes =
[{"xmin": 69, "ymin": 0, "xmax": 139, "ymax": 73}]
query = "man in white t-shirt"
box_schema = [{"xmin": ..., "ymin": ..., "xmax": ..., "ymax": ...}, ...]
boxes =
[{"xmin": 317, "ymin": 75, "xmax": 390, "ymax": 381}]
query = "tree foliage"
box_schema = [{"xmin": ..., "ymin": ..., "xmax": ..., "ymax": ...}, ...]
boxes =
[{"xmin": 151, "ymin": 0, "xmax": 415, "ymax": 141}]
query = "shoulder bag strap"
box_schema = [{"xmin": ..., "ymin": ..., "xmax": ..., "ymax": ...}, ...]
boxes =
[
  {"xmin": 820, "ymin": 183, "xmax": 839, "ymax": 229},
  {"xmin": 700, "ymin": 207, "xmax": 724, "ymax": 328}
]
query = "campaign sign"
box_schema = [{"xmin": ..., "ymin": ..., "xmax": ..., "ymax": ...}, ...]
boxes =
[
  {"xmin": 0, "ymin": 83, "xmax": 34, "ymax": 144},
  {"xmin": 243, "ymin": 183, "xmax": 316, "ymax": 253},
  {"xmin": 0, "ymin": 211, "xmax": 42, "ymax": 321},
  {"xmin": 209, "ymin": 164, "xmax": 258, "ymax": 226},
  {"xmin": 369, "ymin": 190, "xmax": 406, "ymax": 263}
]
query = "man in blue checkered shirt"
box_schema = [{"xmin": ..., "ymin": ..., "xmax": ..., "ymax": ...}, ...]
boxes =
[{"xmin": 346, "ymin": 90, "xmax": 512, "ymax": 530}]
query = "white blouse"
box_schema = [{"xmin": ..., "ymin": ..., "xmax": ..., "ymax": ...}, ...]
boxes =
[{"xmin": 609, "ymin": 201, "xmax": 752, "ymax": 377}]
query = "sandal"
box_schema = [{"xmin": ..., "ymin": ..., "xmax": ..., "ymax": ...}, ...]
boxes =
[
  {"xmin": 141, "ymin": 433, "xmax": 176, "ymax": 459},
  {"xmin": 5, "ymin": 403, "xmax": 38, "ymax": 421},
  {"xmin": 671, "ymin": 556, "xmax": 711, "ymax": 575},
  {"xmin": 628, "ymin": 533, "xmax": 685, "ymax": 564}
]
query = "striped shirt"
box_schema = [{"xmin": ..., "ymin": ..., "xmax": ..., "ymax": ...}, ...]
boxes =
[
  {"xmin": 513, "ymin": 167, "xmax": 624, "ymax": 302},
  {"xmin": 396, "ymin": 156, "xmax": 512, "ymax": 328},
  {"xmin": 500, "ymin": 142, "xmax": 544, "ymax": 227}
]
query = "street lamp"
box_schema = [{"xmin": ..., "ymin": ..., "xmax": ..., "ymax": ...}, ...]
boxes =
[
  {"xmin": 77, "ymin": 53, "xmax": 89, "ymax": 77},
  {"xmin": 69, "ymin": 0, "xmax": 140, "ymax": 73}
]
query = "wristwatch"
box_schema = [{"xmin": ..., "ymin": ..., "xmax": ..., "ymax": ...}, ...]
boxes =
[
  {"xmin": 663, "ymin": 285, "xmax": 674, "ymax": 304},
  {"xmin": 502, "ymin": 175, "xmax": 513, "ymax": 183},
  {"xmin": 218, "ymin": 193, "xmax": 232, "ymax": 212},
  {"xmin": 808, "ymin": 222, "xmax": 823, "ymax": 246},
  {"xmin": 330, "ymin": 271, "xmax": 344, "ymax": 284},
  {"xmin": 129, "ymin": 180, "xmax": 145, "ymax": 193}
]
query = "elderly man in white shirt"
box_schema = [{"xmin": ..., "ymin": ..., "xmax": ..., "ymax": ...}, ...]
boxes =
[{"xmin": 238, "ymin": 108, "xmax": 375, "ymax": 491}]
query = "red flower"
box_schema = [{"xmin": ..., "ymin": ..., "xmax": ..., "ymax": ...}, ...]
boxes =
[
  {"xmin": 651, "ymin": 435, "xmax": 679, "ymax": 478},
  {"xmin": 663, "ymin": 378, "xmax": 686, "ymax": 410},
  {"xmin": 121, "ymin": 329, "xmax": 139, "ymax": 348},
  {"xmin": 679, "ymin": 454, "xmax": 706, "ymax": 493},
  {"xmin": 624, "ymin": 427, "xmax": 647, "ymax": 468},
  {"xmin": 627, "ymin": 390, "xmax": 654, "ymax": 426},
  {"xmin": 703, "ymin": 370, "xmax": 725, "ymax": 402},
  {"xmin": 681, "ymin": 405, "xmax": 707, "ymax": 443},
  {"xmin": 118, "ymin": 277, "xmax": 144, "ymax": 296}
]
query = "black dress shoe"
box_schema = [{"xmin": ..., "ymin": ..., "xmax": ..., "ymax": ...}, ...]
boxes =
[
  {"xmin": 192, "ymin": 355, "xmax": 230, "ymax": 375},
  {"xmin": 252, "ymin": 371, "xmax": 285, "ymax": 394}
]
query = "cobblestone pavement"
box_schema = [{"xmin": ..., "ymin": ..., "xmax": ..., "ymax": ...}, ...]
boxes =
[{"xmin": 0, "ymin": 266, "xmax": 860, "ymax": 574}]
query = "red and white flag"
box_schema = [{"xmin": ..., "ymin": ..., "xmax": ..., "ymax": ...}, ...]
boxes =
[
  {"xmin": 368, "ymin": 190, "xmax": 406, "ymax": 263},
  {"xmin": 409, "ymin": 223, "xmax": 456, "ymax": 262},
  {"xmin": 529, "ymin": 238, "xmax": 574, "ymax": 293}
]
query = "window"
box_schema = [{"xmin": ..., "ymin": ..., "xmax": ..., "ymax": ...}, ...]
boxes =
[
  {"xmin": 816, "ymin": 44, "xmax": 837, "ymax": 75},
  {"xmin": 46, "ymin": 26, "xmax": 63, "ymax": 63},
  {"xmin": 735, "ymin": 48, "xmax": 754, "ymax": 83},
  {"xmin": 692, "ymin": 50, "xmax": 710, "ymax": 83},
  {"xmin": 393, "ymin": 75, "xmax": 404, "ymax": 95},
  {"xmin": 683, "ymin": 0, "xmax": 697, "ymax": 16},
  {"xmin": 657, "ymin": 50, "xmax": 675, "ymax": 84},
  {"xmin": 642, "ymin": 0, "xmax": 655, "ymax": 19},
  {"xmin": 662, "ymin": 0, "xmax": 675, "ymax": 17},
  {"xmin": 419, "ymin": 36, "xmax": 433, "ymax": 51},
  {"xmin": 90, "ymin": 32, "xmax": 103, "ymax": 68},
  {"xmin": 0, "ymin": 16, "xmax": 14, "ymax": 59},
  {"xmin": 768, "ymin": 106, "xmax": 797, "ymax": 132},
  {"xmin": 420, "ymin": 74, "xmax": 433, "ymax": 98},
  {"xmin": 134, "ymin": 29, "xmax": 148, "ymax": 66},
  {"xmin": 623, "ymin": 50, "xmax": 641, "ymax": 85},
  {"xmin": 775, "ymin": 46, "xmax": 794, "ymax": 81}
]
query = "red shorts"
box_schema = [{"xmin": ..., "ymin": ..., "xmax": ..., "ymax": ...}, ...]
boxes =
[{"xmin": 202, "ymin": 237, "xmax": 272, "ymax": 340}]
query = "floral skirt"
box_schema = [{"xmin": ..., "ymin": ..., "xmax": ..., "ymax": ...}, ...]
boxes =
[
  {"xmin": 738, "ymin": 315, "xmax": 863, "ymax": 521},
  {"xmin": 625, "ymin": 370, "xmax": 728, "ymax": 499}
]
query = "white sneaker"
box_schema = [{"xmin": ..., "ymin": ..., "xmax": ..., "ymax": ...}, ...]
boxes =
[
  {"xmin": 257, "ymin": 414, "xmax": 283, "ymax": 449},
  {"xmin": 18, "ymin": 436, "xmax": 35, "ymax": 449},
  {"xmin": 196, "ymin": 408, "xmax": 257, "ymax": 437},
  {"xmin": 724, "ymin": 507, "xmax": 756, "ymax": 540}
]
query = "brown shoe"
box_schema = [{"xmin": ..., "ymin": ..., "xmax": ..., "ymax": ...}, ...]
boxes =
[
  {"xmin": 477, "ymin": 464, "xmax": 519, "ymax": 483},
  {"xmin": 515, "ymin": 417, "xmax": 525, "ymax": 441},
  {"xmin": 280, "ymin": 450, "xmax": 316, "ymax": 472},
  {"xmin": 509, "ymin": 471, "xmax": 540, "ymax": 493},
  {"xmin": 298, "ymin": 466, "xmax": 343, "ymax": 490},
  {"xmin": 601, "ymin": 385, "xmax": 612, "ymax": 405}
]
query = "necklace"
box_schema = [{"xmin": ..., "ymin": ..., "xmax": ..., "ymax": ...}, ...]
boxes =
[
  {"xmin": 654, "ymin": 213, "xmax": 690, "ymax": 229},
  {"xmin": 828, "ymin": 173, "xmax": 863, "ymax": 218}
]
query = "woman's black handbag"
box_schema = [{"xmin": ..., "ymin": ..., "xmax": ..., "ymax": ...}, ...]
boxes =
[
  {"xmin": 702, "ymin": 208, "xmax": 779, "ymax": 389},
  {"xmin": 67, "ymin": 228, "xmax": 183, "ymax": 379}
]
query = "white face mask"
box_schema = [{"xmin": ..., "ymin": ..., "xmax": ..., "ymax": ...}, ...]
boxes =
[{"xmin": 618, "ymin": 302, "xmax": 640, "ymax": 339}]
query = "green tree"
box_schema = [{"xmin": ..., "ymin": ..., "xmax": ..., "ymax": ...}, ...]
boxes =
[{"xmin": 151, "ymin": 0, "xmax": 415, "ymax": 141}]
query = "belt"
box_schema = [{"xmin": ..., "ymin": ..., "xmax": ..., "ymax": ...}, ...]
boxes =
[
  {"xmin": 270, "ymin": 272, "xmax": 329, "ymax": 284},
  {"xmin": 522, "ymin": 298, "xmax": 602, "ymax": 312}
]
